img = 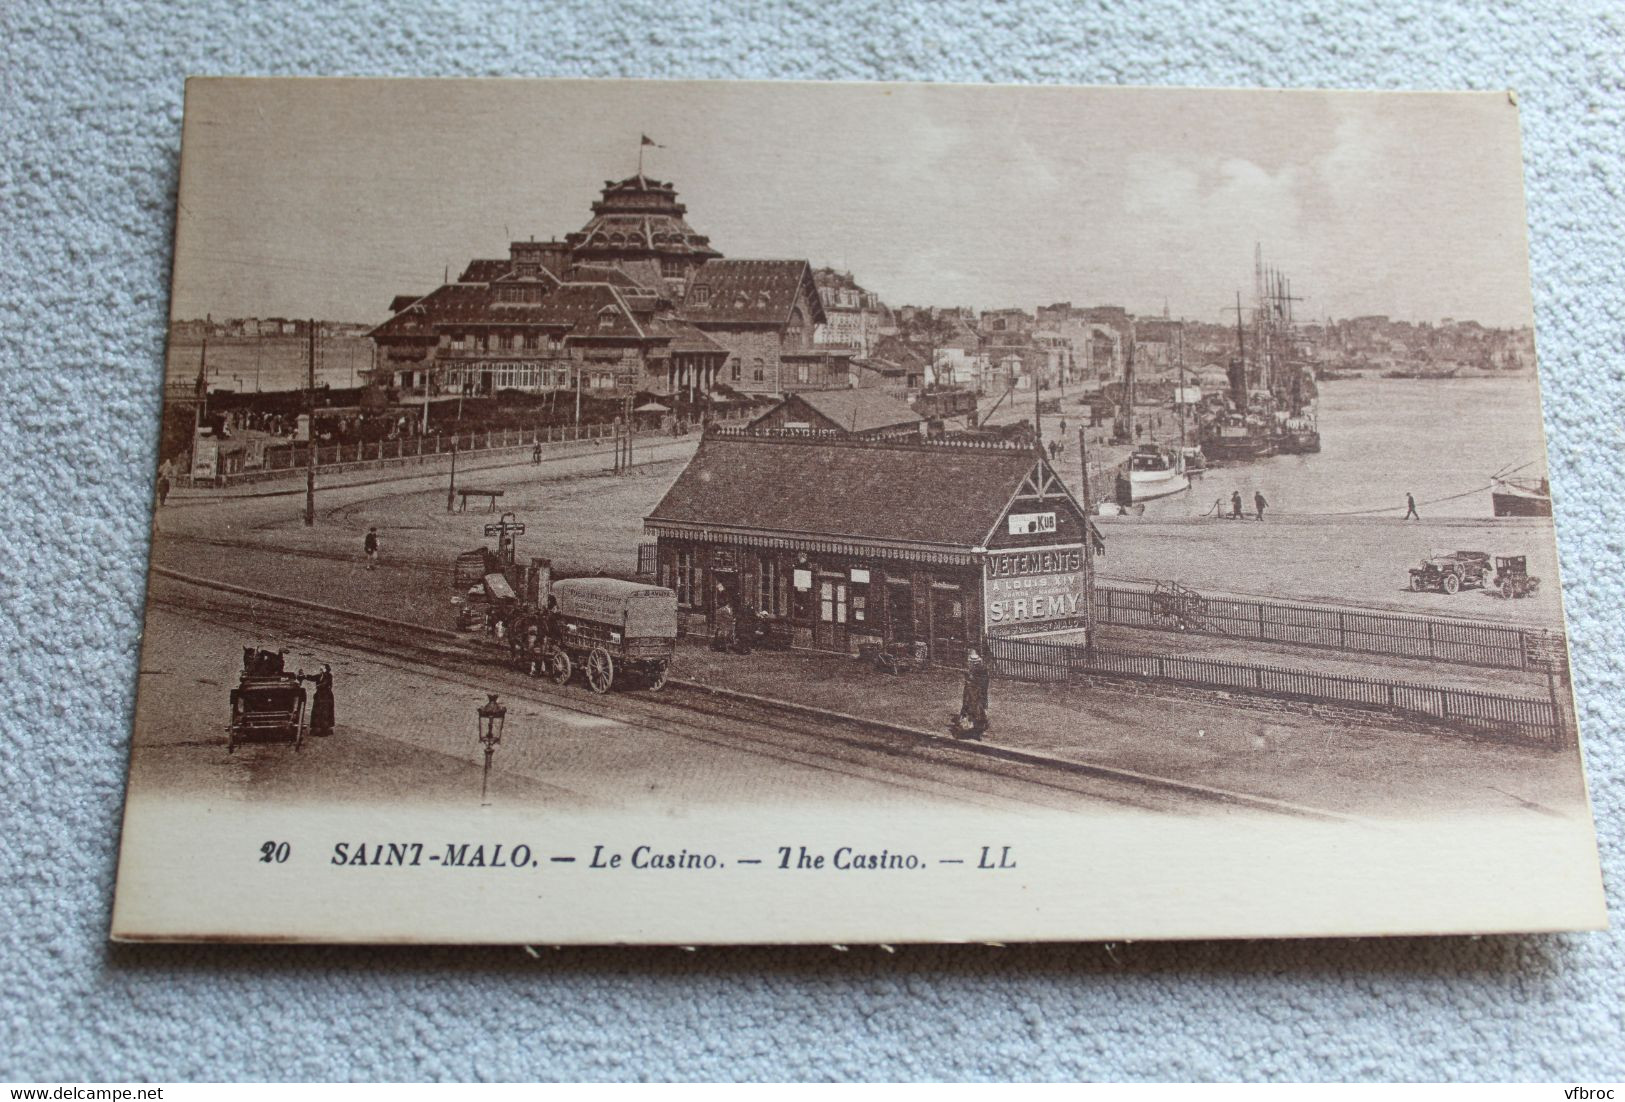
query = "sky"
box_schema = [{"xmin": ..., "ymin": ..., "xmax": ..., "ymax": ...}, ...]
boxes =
[{"xmin": 170, "ymin": 79, "xmax": 1538, "ymax": 328}]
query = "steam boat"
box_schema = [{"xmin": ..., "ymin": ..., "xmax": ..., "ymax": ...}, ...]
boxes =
[
  {"xmin": 1114, "ymin": 444, "xmax": 1191, "ymax": 505},
  {"xmin": 1491, "ymin": 476, "xmax": 1551, "ymax": 517}
]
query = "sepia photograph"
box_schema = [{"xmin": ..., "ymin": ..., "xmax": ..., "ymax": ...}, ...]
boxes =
[{"xmin": 110, "ymin": 78, "xmax": 1605, "ymax": 944}]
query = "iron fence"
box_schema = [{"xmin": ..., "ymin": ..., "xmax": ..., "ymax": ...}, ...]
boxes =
[
  {"xmin": 1095, "ymin": 585, "xmax": 1560, "ymax": 672},
  {"xmin": 986, "ymin": 633, "xmax": 1560, "ymax": 747}
]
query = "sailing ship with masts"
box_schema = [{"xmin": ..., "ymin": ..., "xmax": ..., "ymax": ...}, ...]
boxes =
[{"xmin": 1198, "ymin": 246, "xmax": 1321, "ymax": 462}]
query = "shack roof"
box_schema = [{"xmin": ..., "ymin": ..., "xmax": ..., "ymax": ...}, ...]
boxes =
[
  {"xmin": 646, "ymin": 433, "xmax": 1088, "ymax": 552},
  {"xmin": 754, "ymin": 389, "xmax": 923, "ymax": 435}
]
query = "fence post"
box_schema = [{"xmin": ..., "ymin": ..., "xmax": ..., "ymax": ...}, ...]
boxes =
[
  {"xmin": 1427, "ymin": 620, "xmax": 1435, "ymax": 661},
  {"xmin": 1338, "ymin": 611, "xmax": 1346, "ymax": 651}
]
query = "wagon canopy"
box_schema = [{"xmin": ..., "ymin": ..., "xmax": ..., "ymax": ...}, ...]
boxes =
[{"xmin": 552, "ymin": 577, "xmax": 677, "ymax": 639}]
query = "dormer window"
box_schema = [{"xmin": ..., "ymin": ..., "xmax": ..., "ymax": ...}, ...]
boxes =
[
  {"xmin": 598, "ymin": 310, "xmax": 616, "ymax": 331},
  {"xmin": 691, "ymin": 285, "xmax": 710, "ymax": 304}
]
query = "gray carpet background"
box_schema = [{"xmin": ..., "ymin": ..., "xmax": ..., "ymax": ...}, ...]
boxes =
[{"xmin": 2, "ymin": 0, "xmax": 1621, "ymax": 1082}]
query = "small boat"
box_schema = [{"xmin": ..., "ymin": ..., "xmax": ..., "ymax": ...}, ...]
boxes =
[
  {"xmin": 1179, "ymin": 445, "xmax": 1207, "ymax": 475},
  {"xmin": 1114, "ymin": 444, "xmax": 1190, "ymax": 506},
  {"xmin": 1492, "ymin": 476, "xmax": 1551, "ymax": 517}
]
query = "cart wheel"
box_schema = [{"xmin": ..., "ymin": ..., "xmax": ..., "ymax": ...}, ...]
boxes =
[
  {"xmin": 1442, "ymin": 572, "xmax": 1460, "ymax": 595},
  {"xmin": 647, "ymin": 661, "xmax": 669, "ymax": 692},
  {"xmin": 293, "ymin": 700, "xmax": 306, "ymax": 751},
  {"xmin": 1500, "ymin": 580, "xmax": 1513, "ymax": 599},
  {"xmin": 1409, "ymin": 574, "xmax": 1424, "ymax": 592},
  {"xmin": 586, "ymin": 647, "xmax": 615, "ymax": 694},
  {"xmin": 548, "ymin": 647, "xmax": 573, "ymax": 686}
]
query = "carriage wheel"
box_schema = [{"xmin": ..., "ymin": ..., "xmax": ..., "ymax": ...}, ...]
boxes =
[
  {"xmin": 548, "ymin": 647, "xmax": 574, "ymax": 686},
  {"xmin": 1442, "ymin": 572, "xmax": 1460, "ymax": 595},
  {"xmin": 1409, "ymin": 574, "xmax": 1424, "ymax": 592},
  {"xmin": 292, "ymin": 699, "xmax": 307, "ymax": 751},
  {"xmin": 1501, "ymin": 580, "xmax": 1514, "ymax": 599},
  {"xmin": 646, "ymin": 660, "xmax": 669, "ymax": 692},
  {"xmin": 586, "ymin": 647, "xmax": 615, "ymax": 694}
]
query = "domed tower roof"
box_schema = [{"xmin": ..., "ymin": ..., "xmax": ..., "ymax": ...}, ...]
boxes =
[{"xmin": 565, "ymin": 174, "xmax": 723, "ymax": 267}]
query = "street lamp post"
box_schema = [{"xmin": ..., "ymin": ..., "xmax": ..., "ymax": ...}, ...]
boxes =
[
  {"xmin": 446, "ymin": 381, "xmax": 466, "ymax": 512},
  {"xmin": 476, "ymin": 693, "xmax": 507, "ymax": 806}
]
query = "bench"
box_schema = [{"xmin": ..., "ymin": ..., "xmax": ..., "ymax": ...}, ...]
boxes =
[{"xmin": 457, "ymin": 488, "xmax": 505, "ymax": 513}]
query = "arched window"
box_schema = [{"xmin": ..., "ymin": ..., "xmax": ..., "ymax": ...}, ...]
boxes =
[{"xmin": 752, "ymin": 358, "xmax": 765, "ymax": 383}]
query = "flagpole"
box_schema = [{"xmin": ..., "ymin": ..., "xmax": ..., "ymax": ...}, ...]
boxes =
[{"xmin": 637, "ymin": 139, "xmax": 643, "ymax": 177}]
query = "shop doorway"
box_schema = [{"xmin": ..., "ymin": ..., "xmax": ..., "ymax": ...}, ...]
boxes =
[
  {"xmin": 814, "ymin": 574, "xmax": 849, "ymax": 652},
  {"xmin": 931, "ymin": 584, "xmax": 966, "ymax": 667},
  {"xmin": 886, "ymin": 579, "xmax": 914, "ymax": 646}
]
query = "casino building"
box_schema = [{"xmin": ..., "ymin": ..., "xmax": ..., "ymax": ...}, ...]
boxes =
[
  {"xmin": 644, "ymin": 430, "xmax": 1103, "ymax": 665},
  {"xmin": 368, "ymin": 172, "xmax": 852, "ymax": 405}
]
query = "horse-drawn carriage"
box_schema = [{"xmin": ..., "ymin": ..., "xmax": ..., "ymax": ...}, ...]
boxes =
[
  {"xmin": 228, "ymin": 649, "xmax": 307, "ymax": 753},
  {"xmin": 510, "ymin": 577, "xmax": 677, "ymax": 693}
]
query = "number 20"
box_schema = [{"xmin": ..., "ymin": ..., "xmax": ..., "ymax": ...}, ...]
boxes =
[{"xmin": 260, "ymin": 841, "xmax": 290, "ymax": 864}]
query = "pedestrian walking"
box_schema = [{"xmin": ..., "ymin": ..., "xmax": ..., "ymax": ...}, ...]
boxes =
[
  {"xmin": 156, "ymin": 473, "xmax": 171, "ymax": 507},
  {"xmin": 1404, "ymin": 492, "xmax": 1420, "ymax": 520},
  {"xmin": 363, "ymin": 527, "xmax": 380, "ymax": 570},
  {"xmin": 1231, "ymin": 490, "xmax": 1243, "ymax": 519},
  {"xmin": 1254, "ymin": 490, "xmax": 1268, "ymax": 521},
  {"xmin": 951, "ymin": 649, "xmax": 991, "ymax": 740}
]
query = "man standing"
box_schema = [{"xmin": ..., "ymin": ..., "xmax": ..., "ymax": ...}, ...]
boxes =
[
  {"xmin": 156, "ymin": 473, "xmax": 171, "ymax": 507},
  {"xmin": 363, "ymin": 527, "xmax": 380, "ymax": 570},
  {"xmin": 1231, "ymin": 490, "xmax": 1243, "ymax": 519},
  {"xmin": 532, "ymin": 441, "xmax": 542, "ymax": 465},
  {"xmin": 952, "ymin": 649, "xmax": 991, "ymax": 740},
  {"xmin": 1254, "ymin": 490, "xmax": 1268, "ymax": 521},
  {"xmin": 1404, "ymin": 492, "xmax": 1420, "ymax": 520}
]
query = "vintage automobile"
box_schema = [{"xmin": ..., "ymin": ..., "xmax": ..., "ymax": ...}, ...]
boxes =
[
  {"xmin": 1492, "ymin": 554, "xmax": 1542, "ymax": 599},
  {"xmin": 1408, "ymin": 549, "xmax": 1491, "ymax": 595},
  {"xmin": 516, "ymin": 577, "xmax": 678, "ymax": 693},
  {"xmin": 228, "ymin": 649, "xmax": 308, "ymax": 753}
]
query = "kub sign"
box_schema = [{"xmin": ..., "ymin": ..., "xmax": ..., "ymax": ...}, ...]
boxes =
[{"xmin": 1008, "ymin": 512, "xmax": 1057, "ymax": 536}]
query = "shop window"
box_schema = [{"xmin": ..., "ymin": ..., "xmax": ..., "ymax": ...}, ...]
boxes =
[
  {"xmin": 670, "ymin": 549, "xmax": 697, "ymax": 608},
  {"xmin": 819, "ymin": 579, "xmax": 847, "ymax": 624}
]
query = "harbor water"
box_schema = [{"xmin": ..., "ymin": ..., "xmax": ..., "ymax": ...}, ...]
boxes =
[{"xmin": 1143, "ymin": 375, "xmax": 1549, "ymax": 520}]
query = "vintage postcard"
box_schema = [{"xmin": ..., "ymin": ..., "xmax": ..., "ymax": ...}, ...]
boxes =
[{"xmin": 112, "ymin": 78, "xmax": 1605, "ymax": 943}]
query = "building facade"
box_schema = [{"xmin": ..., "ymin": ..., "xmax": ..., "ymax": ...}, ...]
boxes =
[
  {"xmin": 644, "ymin": 431, "xmax": 1102, "ymax": 666},
  {"xmin": 368, "ymin": 173, "xmax": 842, "ymax": 404}
]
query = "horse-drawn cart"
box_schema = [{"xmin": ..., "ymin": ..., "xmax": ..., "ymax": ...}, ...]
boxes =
[
  {"xmin": 228, "ymin": 649, "xmax": 308, "ymax": 752},
  {"xmin": 513, "ymin": 577, "xmax": 678, "ymax": 693}
]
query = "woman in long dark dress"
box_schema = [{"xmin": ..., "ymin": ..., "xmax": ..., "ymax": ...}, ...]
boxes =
[{"xmin": 310, "ymin": 664, "xmax": 336, "ymax": 737}]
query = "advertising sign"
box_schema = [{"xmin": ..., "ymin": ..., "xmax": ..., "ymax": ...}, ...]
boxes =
[
  {"xmin": 984, "ymin": 545, "xmax": 1086, "ymax": 627},
  {"xmin": 1007, "ymin": 512, "xmax": 1057, "ymax": 536}
]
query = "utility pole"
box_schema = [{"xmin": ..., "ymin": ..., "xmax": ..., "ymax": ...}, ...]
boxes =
[
  {"xmin": 1034, "ymin": 361, "xmax": 1043, "ymax": 448},
  {"xmin": 304, "ymin": 319, "xmax": 316, "ymax": 527},
  {"xmin": 1077, "ymin": 424, "xmax": 1096, "ymax": 658}
]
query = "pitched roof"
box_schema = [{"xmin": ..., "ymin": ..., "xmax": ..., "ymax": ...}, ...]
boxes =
[
  {"xmin": 646, "ymin": 434, "xmax": 1058, "ymax": 550},
  {"xmin": 682, "ymin": 260, "xmax": 826, "ymax": 326},
  {"xmin": 458, "ymin": 259, "xmax": 512, "ymax": 283},
  {"xmin": 761, "ymin": 389, "xmax": 922, "ymax": 435},
  {"xmin": 647, "ymin": 316, "xmax": 726, "ymax": 355}
]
